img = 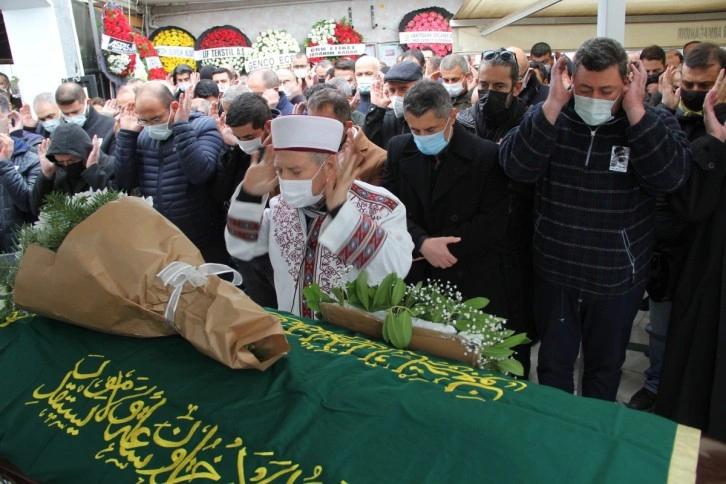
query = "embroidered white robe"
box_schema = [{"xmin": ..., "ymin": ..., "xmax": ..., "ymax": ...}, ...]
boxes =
[{"xmin": 225, "ymin": 180, "xmax": 414, "ymax": 317}]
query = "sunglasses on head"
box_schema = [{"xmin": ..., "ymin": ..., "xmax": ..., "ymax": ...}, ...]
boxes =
[{"xmin": 482, "ymin": 50, "xmax": 517, "ymax": 64}]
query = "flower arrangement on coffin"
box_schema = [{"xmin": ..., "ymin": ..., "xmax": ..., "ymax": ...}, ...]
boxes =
[
  {"xmin": 398, "ymin": 7, "xmax": 454, "ymax": 57},
  {"xmin": 196, "ymin": 25, "xmax": 252, "ymax": 74},
  {"xmin": 150, "ymin": 26, "xmax": 197, "ymax": 74},
  {"xmin": 132, "ymin": 32, "xmax": 167, "ymax": 80},
  {"xmin": 304, "ymin": 272, "xmax": 530, "ymax": 376},
  {"xmin": 100, "ymin": 3, "xmax": 137, "ymax": 83},
  {"xmin": 304, "ymin": 18, "xmax": 363, "ymax": 64},
  {"xmin": 251, "ymin": 29, "xmax": 300, "ymax": 59},
  {"xmin": 0, "ymin": 190, "xmax": 290, "ymax": 370}
]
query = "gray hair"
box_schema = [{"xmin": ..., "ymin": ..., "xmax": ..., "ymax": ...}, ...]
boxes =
[
  {"xmin": 249, "ymin": 68, "xmax": 281, "ymax": 89},
  {"xmin": 574, "ymin": 37, "xmax": 628, "ymax": 79},
  {"xmin": 308, "ymin": 88, "xmax": 352, "ymax": 123},
  {"xmin": 190, "ymin": 98, "xmax": 211, "ymax": 115},
  {"xmin": 440, "ymin": 54, "xmax": 469, "ymax": 75},
  {"xmin": 0, "ymin": 95, "xmax": 10, "ymax": 114},
  {"xmin": 326, "ymin": 77, "xmax": 352, "ymax": 97},
  {"xmin": 403, "ymin": 80, "xmax": 452, "ymax": 119},
  {"xmin": 33, "ymin": 92, "xmax": 57, "ymax": 112},
  {"xmin": 221, "ymin": 84, "xmax": 252, "ymax": 107}
]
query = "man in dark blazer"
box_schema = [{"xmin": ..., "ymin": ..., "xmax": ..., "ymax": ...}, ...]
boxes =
[{"xmin": 382, "ymin": 80, "xmax": 511, "ymax": 318}]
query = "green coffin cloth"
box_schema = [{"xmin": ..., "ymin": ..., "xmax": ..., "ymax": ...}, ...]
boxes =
[{"xmin": 0, "ymin": 310, "xmax": 699, "ymax": 483}]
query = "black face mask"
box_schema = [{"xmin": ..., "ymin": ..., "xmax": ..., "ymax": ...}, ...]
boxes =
[
  {"xmin": 478, "ymin": 89, "xmax": 511, "ymax": 120},
  {"xmin": 62, "ymin": 161, "xmax": 85, "ymax": 179},
  {"xmin": 317, "ymin": 77, "xmax": 326, "ymax": 84},
  {"xmin": 680, "ymin": 89, "xmax": 707, "ymax": 112},
  {"xmin": 646, "ymin": 73, "xmax": 662, "ymax": 86}
]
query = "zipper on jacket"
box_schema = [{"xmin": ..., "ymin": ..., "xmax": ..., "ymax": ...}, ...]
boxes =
[
  {"xmin": 584, "ymin": 127, "xmax": 599, "ymax": 167},
  {"xmin": 621, "ymin": 229, "xmax": 636, "ymax": 285}
]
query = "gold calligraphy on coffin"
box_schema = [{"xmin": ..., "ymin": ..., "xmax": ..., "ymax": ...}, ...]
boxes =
[
  {"xmin": 0, "ymin": 310, "xmax": 29, "ymax": 328},
  {"xmin": 25, "ymin": 355, "xmax": 342, "ymax": 484},
  {"xmin": 277, "ymin": 314, "xmax": 527, "ymax": 402}
]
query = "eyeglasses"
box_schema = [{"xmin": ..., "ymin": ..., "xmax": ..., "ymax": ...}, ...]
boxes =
[
  {"xmin": 137, "ymin": 109, "xmax": 170, "ymax": 127},
  {"xmin": 482, "ymin": 50, "xmax": 517, "ymax": 64}
]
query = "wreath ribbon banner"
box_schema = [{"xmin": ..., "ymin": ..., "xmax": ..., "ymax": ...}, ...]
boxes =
[
  {"xmin": 244, "ymin": 53, "xmax": 298, "ymax": 73},
  {"xmin": 155, "ymin": 45, "xmax": 196, "ymax": 58},
  {"xmin": 306, "ymin": 43, "xmax": 366, "ymax": 58},
  {"xmin": 399, "ymin": 31, "xmax": 453, "ymax": 44},
  {"xmin": 193, "ymin": 46, "xmax": 253, "ymax": 61},
  {"xmin": 101, "ymin": 34, "xmax": 136, "ymax": 55}
]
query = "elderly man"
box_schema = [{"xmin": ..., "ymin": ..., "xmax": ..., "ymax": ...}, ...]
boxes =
[
  {"xmin": 499, "ymin": 37, "xmax": 691, "ymax": 401},
  {"xmin": 225, "ymin": 115, "xmax": 413, "ymax": 317},
  {"xmin": 364, "ymin": 61, "xmax": 422, "ymax": 150},
  {"xmin": 439, "ymin": 54, "xmax": 474, "ymax": 110},
  {"xmin": 247, "ymin": 68, "xmax": 293, "ymax": 115},
  {"xmin": 115, "ymin": 81, "xmax": 226, "ymax": 262},
  {"xmin": 19, "ymin": 93, "xmax": 61, "ymax": 137},
  {"xmin": 354, "ymin": 55, "xmax": 380, "ymax": 115},
  {"xmin": 55, "ymin": 82, "xmax": 116, "ymax": 156},
  {"xmin": 308, "ymin": 88, "xmax": 386, "ymax": 185}
]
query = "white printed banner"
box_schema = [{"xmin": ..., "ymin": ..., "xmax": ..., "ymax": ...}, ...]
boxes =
[
  {"xmin": 193, "ymin": 46, "xmax": 253, "ymax": 61},
  {"xmin": 305, "ymin": 44, "xmax": 366, "ymax": 58},
  {"xmin": 399, "ymin": 31, "xmax": 453, "ymax": 44},
  {"xmin": 155, "ymin": 45, "xmax": 196, "ymax": 58},
  {"xmin": 145, "ymin": 56, "xmax": 163, "ymax": 69},
  {"xmin": 244, "ymin": 53, "xmax": 298, "ymax": 73},
  {"xmin": 101, "ymin": 34, "xmax": 136, "ymax": 55}
]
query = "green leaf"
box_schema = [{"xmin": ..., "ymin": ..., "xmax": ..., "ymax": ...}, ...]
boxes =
[
  {"xmin": 387, "ymin": 310, "xmax": 413, "ymax": 349},
  {"xmin": 391, "ymin": 278, "xmax": 406, "ymax": 306},
  {"xmin": 480, "ymin": 346, "xmax": 514, "ymax": 359},
  {"xmin": 382, "ymin": 311, "xmax": 393, "ymax": 343},
  {"xmin": 495, "ymin": 358, "xmax": 525, "ymax": 377},
  {"xmin": 463, "ymin": 297, "xmax": 490, "ymax": 310},
  {"xmin": 332, "ymin": 286, "xmax": 346, "ymax": 306},
  {"xmin": 499, "ymin": 332, "xmax": 531, "ymax": 349},
  {"xmin": 372, "ymin": 273, "xmax": 395, "ymax": 311},
  {"xmin": 355, "ymin": 271, "xmax": 370, "ymax": 311},
  {"xmin": 303, "ymin": 284, "xmax": 322, "ymax": 312}
]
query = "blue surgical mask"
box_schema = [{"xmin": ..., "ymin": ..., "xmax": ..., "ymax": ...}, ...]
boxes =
[
  {"xmin": 146, "ymin": 109, "xmax": 174, "ymax": 140},
  {"xmin": 356, "ymin": 76, "xmax": 374, "ymax": 94},
  {"xmin": 573, "ymin": 92, "xmax": 621, "ymax": 126},
  {"xmin": 62, "ymin": 104, "xmax": 88, "ymax": 127},
  {"xmin": 413, "ymin": 116, "xmax": 452, "ymax": 156},
  {"xmin": 41, "ymin": 118, "xmax": 61, "ymax": 133}
]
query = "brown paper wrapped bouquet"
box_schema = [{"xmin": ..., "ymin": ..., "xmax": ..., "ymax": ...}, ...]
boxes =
[{"xmin": 2, "ymin": 190, "xmax": 289, "ymax": 370}]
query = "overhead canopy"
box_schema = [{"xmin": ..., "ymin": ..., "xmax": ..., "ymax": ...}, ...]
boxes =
[
  {"xmin": 454, "ymin": 0, "xmax": 726, "ymax": 19},
  {"xmin": 452, "ymin": 0, "xmax": 726, "ymax": 52}
]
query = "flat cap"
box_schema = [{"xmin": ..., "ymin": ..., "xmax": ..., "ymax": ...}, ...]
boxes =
[{"xmin": 384, "ymin": 61, "xmax": 423, "ymax": 83}]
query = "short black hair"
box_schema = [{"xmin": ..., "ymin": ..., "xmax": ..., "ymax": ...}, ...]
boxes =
[
  {"xmin": 199, "ymin": 65, "xmax": 216, "ymax": 80},
  {"xmin": 401, "ymin": 49, "xmax": 426, "ymax": 70},
  {"xmin": 55, "ymin": 82, "xmax": 86, "ymax": 106},
  {"xmin": 173, "ymin": 63, "xmax": 194, "ymax": 83},
  {"xmin": 573, "ymin": 37, "xmax": 628, "ymax": 79},
  {"xmin": 531, "ymin": 42, "xmax": 552, "ymax": 58},
  {"xmin": 226, "ymin": 92, "xmax": 271, "ymax": 129},
  {"xmin": 403, "ymin": 80, "xmax": 451, "ymax": 119},
  {"xmin": 640, "ymin": 45, "xmax": 666, "ymax": 64},
  {"xmin": 685, "ymin": 42, "xmax": 726, "ymax": 70},
  {"xmin": 193, "ymin": 79, "xmax": 219, "ymax": 99},
  {"xmin": 333, "ymin": 58, "xmax": 355, "ymax": 72},
  {"xmin": 307, "ymin": 88, "xmax": 352, "ymax": 124},
  {"xmin": 421, "ymin": 46, "xmax": 435, "ymax": 53},
  {"xmin": 213, "ymin": 67, "xmax": 234, "ymax": 81}
]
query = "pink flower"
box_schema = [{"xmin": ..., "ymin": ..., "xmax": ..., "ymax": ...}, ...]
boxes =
[{"xmin": 407, "ymin": 20, "xmax": 414, "ymax": 27}]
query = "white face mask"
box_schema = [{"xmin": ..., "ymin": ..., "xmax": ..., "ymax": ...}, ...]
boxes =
[
  {"xmin": 146, "ymin": 109, "xmax": 173, "ymax": 140},
  {"xmin": 217, "ymin": 83, "xmax": 229, "ymax": 94},
  {"xmin": 356, "ymin": 76, "xmax": 374, "ymax": 94},
  {"xmin": 443, "ymin": 82, "xmax": 465, "ymax": 98},
  {"xmin": 62, "ymin": 104, "xmax": 88, "ymax": 127},
  {"xmin": 178, "ymin": 82, "xmax": 192, "ymax": 92},
  {"xmin": 42, "ymin": 118, "xmax": 61, "ymax": 133},
  {"xmin": 573, "ymin": 92, "xmax": 620, "ymax": 126},
  {"xmin": 280, "ymin": 85, "xmax": 292, "ymax": 98},
  {"xmin": 236, "ymin": 136, "xmax": 262, "ymax": 155},
  {"xmin": 278, "ymin": 162, "xmax": 325, "ymax": 208},
  {"xmin": 293, "ymin": 69, "xmax": 308, "ymax": 79},
  {"xmin": 390, "ymin": 95, "xmax": 405, "ymax": 118}
]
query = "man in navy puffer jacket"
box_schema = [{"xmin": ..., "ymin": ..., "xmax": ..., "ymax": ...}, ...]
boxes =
[
  {"xmin": 0, "ymin": 134, "xmax": 39, "ymax": 252},
  {"xmin": 115, "ymin": 82, "xmax": 226, "ymax": 262}
]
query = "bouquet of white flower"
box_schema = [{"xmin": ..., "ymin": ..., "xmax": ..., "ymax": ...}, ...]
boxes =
[{"xmin": 251, "ymin": 29, "xmax": 300, "ymax": 59}]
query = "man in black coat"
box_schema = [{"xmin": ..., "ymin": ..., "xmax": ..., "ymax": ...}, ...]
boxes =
[
  {"xmin": 655, "ymin": 43, "xmax": 726, "ymax": 441},
  {"xmin": 55, "ymin": 82, "xmax": 116, "ymax": 156},
  {"xmin": 363, "ymin": 61, "xmax": 421, "ymax": 150},
  {"xmin": 382, "ymin": 80, "xmax": 511, "ymax": 318}
]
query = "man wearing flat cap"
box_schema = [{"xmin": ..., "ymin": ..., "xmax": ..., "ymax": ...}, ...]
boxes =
[
  {"xmin": 225, "ymin": 115, "xmax": 414, "ymax": 317},
  {"xmin": 363, "ymin": 61, "xmax": 422, "ymax": 150}
]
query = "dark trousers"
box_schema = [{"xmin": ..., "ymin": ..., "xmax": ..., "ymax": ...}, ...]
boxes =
[{"xmin": 533, "ymin": 276, "xmax": 645, "ymax": 401}]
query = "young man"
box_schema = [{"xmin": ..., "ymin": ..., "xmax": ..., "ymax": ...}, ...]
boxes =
[
  {"xmin": 225, "ymin": 115, "xmax": 413, "ymax": 317},
  {"xmin": 55, "ymin": 82, "xmax": 116, "ymax": 156},
  {"xmin": 499, "ymin": 37, "xmax": 691, "ymax": 401}
]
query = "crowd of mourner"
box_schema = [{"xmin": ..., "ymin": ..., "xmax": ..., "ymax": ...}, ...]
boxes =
[{"xmin": 0, "ymin": 36, "xmax": 724, "ymax": 441}]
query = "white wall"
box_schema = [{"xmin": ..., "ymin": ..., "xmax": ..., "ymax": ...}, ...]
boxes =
[
  {"xmin": 152, "ymin": 0, "xmax": 464, "ymax": 53},
  {"xmin": 2, "ymin": 4, "xmax": 72, "ymax": 111}
]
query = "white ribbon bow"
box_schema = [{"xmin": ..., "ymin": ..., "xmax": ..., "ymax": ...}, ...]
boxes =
[{"xmin": 157, "ymin": 261, "xmax": 243, "ymax": 331}]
